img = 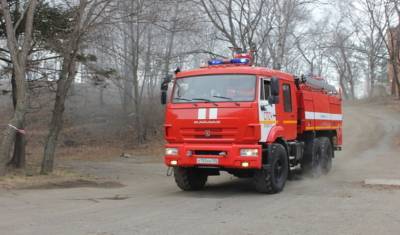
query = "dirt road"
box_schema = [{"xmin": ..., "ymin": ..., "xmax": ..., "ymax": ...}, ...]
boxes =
[{"xmin": 1, "ymin": 102, "xmax": 400, "ymax": 235}]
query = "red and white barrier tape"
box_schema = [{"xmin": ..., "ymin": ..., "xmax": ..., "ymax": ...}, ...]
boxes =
[{"xmin": 8, "ymin": 124, "xmax": 26, "ymax": 135}]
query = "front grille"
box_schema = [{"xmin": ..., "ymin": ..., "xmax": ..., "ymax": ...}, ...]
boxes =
[
  {"xmin": 194, "ymin": 150, "xmax": 226, "ymax": 156},
  {"xmin": 180, "ymin": 128, "xmax": 237, "ymax": 139},
  {"xmin": 195, "ymin": 135, "xmax": 222, "ymax": 139}
]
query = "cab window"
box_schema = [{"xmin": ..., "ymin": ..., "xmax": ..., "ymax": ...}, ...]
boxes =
[
  {"xmin": 260, "ymin": 80, "xmax": 270, "ymax": 100},
  {"xmin": 173, "ymin": 74, "xmax": 256, "ymax": 103},
  {"xmin": 282, "ymin": 84, "xmax": 292, "ymax": 112}
]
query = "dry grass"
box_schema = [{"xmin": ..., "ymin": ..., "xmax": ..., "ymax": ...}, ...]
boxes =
[{"xmin": 0, "ymin": 168, "xmax": 88, "ymax": 190}]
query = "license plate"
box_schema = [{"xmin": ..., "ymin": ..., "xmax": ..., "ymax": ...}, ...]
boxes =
[{"xmin": 196, "ymin": 158, "xmax": 219, "ymax": 165}]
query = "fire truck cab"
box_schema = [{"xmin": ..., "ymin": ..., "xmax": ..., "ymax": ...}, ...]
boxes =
[{"xmin": 161, "ymin": 54, "xmax": 342, "ymax": 194}]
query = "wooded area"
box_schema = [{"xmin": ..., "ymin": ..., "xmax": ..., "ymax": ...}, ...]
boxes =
[{"xmin": 0, "ymin": 0, "xmax": 399, "ymax": 176}]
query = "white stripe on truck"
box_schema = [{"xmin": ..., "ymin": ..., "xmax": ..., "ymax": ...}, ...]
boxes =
[
  {"xmin": 198, "ymin": 108, "xmax": 207, "ymax": 119},
  {"xmin": 209, "ymin": 108, "xmax": 218, "ymax": 119},
  {"xmin": 305, "ymin": 111, "xmax": 343, "ymax": 121},
  {"xmin": 197, "ymin": 108, "xmax": 219, "ymax": 120}
]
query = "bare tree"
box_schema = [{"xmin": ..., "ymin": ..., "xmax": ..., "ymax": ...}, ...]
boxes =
[
  {"xmin": 264, "ymin": 0, "xmax": 314, "ymax": 70},
  {"xmin": 199, "ymin": 0, "xmax": 268, "ymax": 52},
  {"xmin": 328, "ymin": 25, "xmax": 358, "ymax": 100},
  {"xmin": 0, "ymin": 0, "xmax": 37, "ymax": 175},
  {"xmin": 365, "ymin": 0, "xmax": 400, "ymax": 97},
  {"xmin": 351, "ymin": 0, "xmax": 386, "ymax": 97},
  {"xmin": 293, "ymin": 16, "xmax": 331, "ymax": 76},
  {"xmin": 41, "ymin": 0, "xmax": 113, "ymax": 174}
]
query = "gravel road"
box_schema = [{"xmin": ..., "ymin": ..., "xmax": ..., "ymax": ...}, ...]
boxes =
[{"xmin": 1, "ymin": 102, "xmax": 400, "ymax": 235}]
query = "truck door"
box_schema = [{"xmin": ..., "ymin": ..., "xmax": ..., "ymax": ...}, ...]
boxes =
[
  {"xmin": 279, "ymin": 82, "xmax": 297, "ymax": 140},
  {"xmin": 259, "ymin": 78, "xmax": 276, "ymax": 142}
]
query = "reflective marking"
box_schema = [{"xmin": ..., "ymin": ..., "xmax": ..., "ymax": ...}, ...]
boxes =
[
  {"xmin": 260, "ymin": 120, "xmax": 297, "ymax": 125},
  {"xmin": 260, "ymin": 120, "xmax": 277, "ymax": 125},
  {"xmin": 209, "ymin": 108, "xmax": 218, "ymax": 119},
  {"xmin": 283, "ymin": 120, "xmax": 297, "ymax": 124},
  {"xmin": 305, "ymin": 112, "xmax": 342, "ymax": 121},
  {"xmin": 198, "ymin": 108, "xmax": 207, "ymax": 120},
  {"xmin": 305, "ymin": 126, "xmax": 339, "ymax": 131}
]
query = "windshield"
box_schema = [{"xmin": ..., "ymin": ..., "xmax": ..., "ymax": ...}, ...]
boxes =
[{"xmin": 172, "ymin": 74, "xmax": 256, "ymax": 103}]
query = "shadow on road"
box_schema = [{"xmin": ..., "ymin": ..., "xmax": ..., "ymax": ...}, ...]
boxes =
[{"xmin": 167, "ymin": 178, "xmax": 281, "ymax": 198}]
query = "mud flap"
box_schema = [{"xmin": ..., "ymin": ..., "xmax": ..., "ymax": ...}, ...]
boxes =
[{"xmin": 166, "ymin": 167, "xmax": 173, "ymax": 176}]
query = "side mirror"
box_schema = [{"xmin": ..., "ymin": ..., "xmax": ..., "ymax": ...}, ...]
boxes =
[
  {"xmin": 270, "ymin": 77, "xmax": 279, "ymax": 96},
  {"xmin": 268, "ymin": 95, "xmax": 279, "ymax": 104},
  {"xmin": 161, "ymin": 75, "xmax": 172, "ymax": 91},
  {"xmin": 160, "ymin": 75, "xmax": 173, "ymax": 105},
  {"xmin": 161, "ymin": 91, "xmax": 167, "ymax": 105}
]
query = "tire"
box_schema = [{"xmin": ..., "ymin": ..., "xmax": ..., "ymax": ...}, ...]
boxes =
[
  {"xmin": 301, "ymin": 137, "xmax": 322, "ymax": 177},
  {"xmin": 319, "ymin": 137, "xmax": 333, "ymax": 175},
  {"xmin": 253, "ymin": 144, "xmax": 289, "ymax": 194},
  {"xmin": 173, "ymin": 167, "xmax": 208, "ymax": 191}
]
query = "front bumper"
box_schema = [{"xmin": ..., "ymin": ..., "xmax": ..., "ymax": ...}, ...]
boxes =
[{"xmin": 164, "ymin": 143, "xmax": 262, "ymax": 169}]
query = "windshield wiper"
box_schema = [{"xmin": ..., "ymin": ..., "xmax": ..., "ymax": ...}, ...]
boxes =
[
  {"xmin": 173, "ymin": 97, "xmax": 192, "ymax": 101},
  {"xmin": 213, "ymin": 95, "xmax": 232, "ymax": 100},
  {"xmin": 192, "ymin": 98, "xmax": 212, "ymax": 102}
]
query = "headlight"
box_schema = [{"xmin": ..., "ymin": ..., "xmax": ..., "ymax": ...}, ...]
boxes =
[
  {"xmin": 240, "ymin": 148, "xmax": 258, "ymax": 157},
  {"xmin": 165, "ymin": 148, "xmax": 178, "ymax": 156}
]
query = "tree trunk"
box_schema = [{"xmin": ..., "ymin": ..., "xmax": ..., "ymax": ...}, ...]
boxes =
[
  {"xmin": 8, "ymin": 72, "xmax": 26, "ymax": 168},
  {"xmin": 391, "ymin": 56, "xmax": 400, "ymax": 98},
  {"xmin": 41, "ymin": 86, "xmax": 66, "ymax": 174},
  {"xmin": 0, "ymin": 125, "xmax": 16, "ymax": 175},
  {"xmin": 41, "ymin": 57, "xmax": 76, "ymax": 174},
  {"xmin": 394, "ymin": 17, "xmax": 400, "ymax": 98},
  {"xmin": 163, "ymin": 0, "xmax": 179, "ymax": 76},
  {"xmin": 130, "ymin": 3, "xmax": 144, "ymax": 144},
  {"xmin": 0, "ymin": 0, "xmax": 37, "ymax": 175},
  {"xmin": 132, "ymin": 61, "xmax": 143, "ymax": 143},
  {"xmin": 349, "ymin": 80, "xmax": 355, "ymax": 100},
  {"xmin": 339, "ymin": 75, "xmax": 349, "ymax": 100},
  {"xmin": 9, "ymin": 132, "xmax": 26, "ymax": 168},
  {"xmin": 368, "ymin": 57, "xmax": 376, "ymax": 97},
  {"xmin": 40, "ymin": 0, "xmax": 91, "ymax": 174},
  {"xmin": 122, "ymin": 34, "xmax": 133, "ymax": 118},
  {"xmin": 0, "ymin": 69, "xmax": 27, "ymax": 175},
  {"xmin": 392, "ymin": 68, "xmax": 400, "ymax": 98}
]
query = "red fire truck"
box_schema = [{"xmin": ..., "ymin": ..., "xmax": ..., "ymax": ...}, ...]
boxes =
[{"xmin": 160, "ymin": 53, "xmax": 342, "ymax": 193}]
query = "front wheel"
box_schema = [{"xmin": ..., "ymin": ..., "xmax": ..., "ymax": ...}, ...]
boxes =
[
  {"xmin": 173, "ymin": 167, "xmax": 208, "ymax": 191},
  {"xmin": 253, "ymin": 144, "xmax": 289, "ymax": 194}
]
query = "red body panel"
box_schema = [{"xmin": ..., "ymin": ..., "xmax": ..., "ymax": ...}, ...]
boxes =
[
  {"xmin": 164, "ymin": 143, "xmax": 262, "ymax": 169},
  {"xmin": 297, "ymin": 85, "xmax": 343, "ymax": 145},
  {"xmin": 165, "ymin": 102, "xmax": 260, "ymax": 144},
  {"xmin": 274, "ymin": 79, "xmax": 298, "ymax": 140}
]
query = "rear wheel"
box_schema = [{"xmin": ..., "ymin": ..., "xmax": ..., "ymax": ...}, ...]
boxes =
[
  {"xmin": 302, "ymin": 137, "xmax": 322, "ymax": 177},
  {"xmin": 253, "ymin": 144, "xmax": 288, "ymax": 194},
  {"xmin": 302, "ymin": 137, "xmax": 333, "ymax": 177},
  {"xmin": 319, "ymin": 137, "xmax": 333, "ymax": 174},
  {"xmin": 173, "ymin": 167, "xmax": 208, "ymax": 191}
]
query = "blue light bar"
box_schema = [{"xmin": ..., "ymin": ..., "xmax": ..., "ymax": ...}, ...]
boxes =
[
  {"xmin": 208, "ymin": 59, "xmax": 224, "ymax": 65},
  {"xmin": 230, "ymin": 58, "xmax": 250, "ymax": 64}
]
